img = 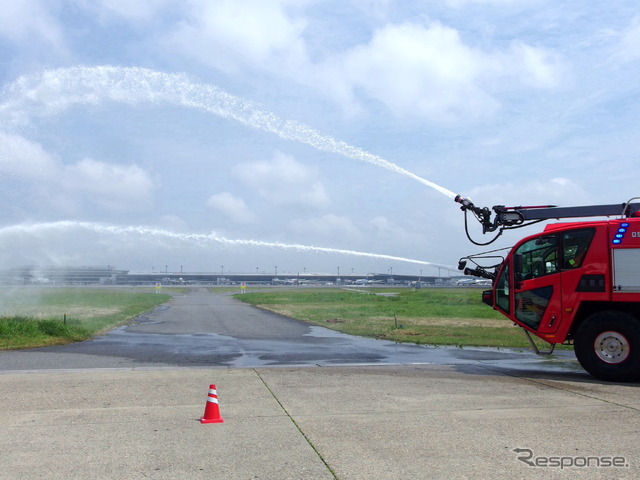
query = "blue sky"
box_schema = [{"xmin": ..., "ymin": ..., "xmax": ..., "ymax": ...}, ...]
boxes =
[{"xmin": 1, "ymin": 0, "xmax": 639, "ymax": 276}]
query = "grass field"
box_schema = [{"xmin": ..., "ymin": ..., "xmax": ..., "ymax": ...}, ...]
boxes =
[
  {"xmin": 1, "ymin": 285, "xmax": 556, "ymax": 351},
  {"xmin": 236, "ymin": 287, "xmax": 554, "ymax": 349},
  {"xmin": 0, "ymin": 287, "xmax": 171, "ymax": 349}
]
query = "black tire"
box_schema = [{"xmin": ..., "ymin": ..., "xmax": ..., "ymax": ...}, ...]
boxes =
[{"xmin": 574, "ymin": 311, "xmax": 640, "ymax": 382}]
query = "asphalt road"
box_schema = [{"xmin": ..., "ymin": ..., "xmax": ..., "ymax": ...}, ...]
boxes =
[
  {"xmin": 0, "ymin": 287, "xmax": 584, "ymax": 377},
  {"xmin": 4, "ymin": 288, "xmax": 639, "ymax": 480}
]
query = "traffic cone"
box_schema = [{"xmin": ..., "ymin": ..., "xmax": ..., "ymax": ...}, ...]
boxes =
[{"xmin": 200, "ymin": 384, "xmax": 224, "ymax": 424}]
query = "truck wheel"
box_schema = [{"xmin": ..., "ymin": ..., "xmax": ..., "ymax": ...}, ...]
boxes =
[{"xmin": 574, "ymin": 311, "xmax": 640, "ymax": 382}]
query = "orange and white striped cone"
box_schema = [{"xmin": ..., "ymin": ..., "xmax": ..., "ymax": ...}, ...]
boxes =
[{"xmin": 200, "ymin": 384, "xmax": 224, "ymax": 424}]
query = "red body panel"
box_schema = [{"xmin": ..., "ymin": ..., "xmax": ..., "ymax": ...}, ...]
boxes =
[{"xmin": 492, "ymin": 217, "xmax": 640, "ymax": 344}]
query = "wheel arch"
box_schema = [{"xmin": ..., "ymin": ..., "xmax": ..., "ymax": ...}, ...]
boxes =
[
  {"xmin": 568, "ymin": 301, "xmax": 640, "ymax": 340},
  {"xmin": 573, "ymin": 309, "xmax": 640, "ymax": 382}
]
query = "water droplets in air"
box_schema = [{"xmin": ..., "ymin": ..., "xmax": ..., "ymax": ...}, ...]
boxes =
[
  {"xmin": 0, "ymin": 221, "xmax": 450, "ymax": 269},
  {"xmin": 1, "ymin": 66, "xmax": 456, "ymax": 199},
  {"xmin": 0, "ymin": 66, "xmax": 457, "ymax": 269}
]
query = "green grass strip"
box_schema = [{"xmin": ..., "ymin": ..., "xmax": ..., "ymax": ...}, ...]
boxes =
[
  {"xmin": 236, "ymin": 287, "xmax": 559, "ymax": 350},
  {"xmin": 0, "ymin": 287, "xmax": 171, "ymax": 349}
]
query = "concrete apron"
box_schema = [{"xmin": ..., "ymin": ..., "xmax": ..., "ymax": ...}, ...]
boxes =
[{"xmin": 1, "ymin": 364, "xmax": 638, "ymax": 480}]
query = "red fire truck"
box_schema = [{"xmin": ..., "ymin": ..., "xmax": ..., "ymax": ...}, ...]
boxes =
[{"xmin": 455, "ymin": 195, "xmax": 640, "ymax": 382}]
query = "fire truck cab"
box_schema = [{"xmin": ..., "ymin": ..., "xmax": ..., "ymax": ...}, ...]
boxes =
[{"xmin": 456, "ymin": 196, "xmax": 640, "ymax": 381}]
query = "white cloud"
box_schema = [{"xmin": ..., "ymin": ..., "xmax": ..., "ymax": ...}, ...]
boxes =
[
  {"xmin": 62, "ymin": 158, "xmax": 155, "ymax": 211},
  {"xmin": 0, "ymin": 132, "xmax": 58, "ymax": 177},
  {"xmin": 75, "ymin": 0, "xmax": 172, "ymax": 22},
  {"xmin": 321, "ymin": 22, "xmax": 491, "ymax": 119},
  {"xmin": 0, "ymin": 133, "xmax": 156, "ymax": 214},
  {"xmin": 10, "ymin": 2, "xmax": 562, "ymax": 126},
  {"xmin": 369, "ymin": 216, "xmax": 395, "ymax": 233},
  {"xmin": 0, "ymin": 0, "xmax": 65, "ymax": 47},
  {"xmin": 165, "ymin": 0, "xmax": 308, "ymax": 73},
  {"xmin": 505, "ymin": 41, "xmax": 563, "ymax": 88},
  {"xmin": 206, "ymin": 192, "xmax": 257, "ymax": 224},
  {"xmin": 321, "ymin": 22, "xmax": 563, "ymax": 120},
  {"xmin": 467, "ymin": 177, "xmax": 590, "ymax": 207},
  {"xmin": 613, "ymin": 17, "xmax": 640, "ymax": 64},
  {"xmin": 232, "ymin": 151, "xmax": 331, "ymax": 209}
]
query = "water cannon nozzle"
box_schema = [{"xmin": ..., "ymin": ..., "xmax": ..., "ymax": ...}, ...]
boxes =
[{"xmin": 454, "ymin": 195, "xmax": 474, "ymax": 210}]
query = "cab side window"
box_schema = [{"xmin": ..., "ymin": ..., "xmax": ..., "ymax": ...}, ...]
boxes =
[{"xmin": 562, "ymin": 228, "xmax": 595, "ymax": 270}]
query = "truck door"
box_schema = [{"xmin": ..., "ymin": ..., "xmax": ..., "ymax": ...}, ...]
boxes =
[{"xmin": 512, "ymin": 234, "xmax": 562, "ymax": 333}]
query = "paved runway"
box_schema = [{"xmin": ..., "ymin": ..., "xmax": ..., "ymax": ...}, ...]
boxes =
[
  {"xmin": 2, "ymin": 288, "xmax": 638, "ymax": 479},
  {"xmin": 0, "ymin": 287, "xmax": 582, "ymax": 374}
]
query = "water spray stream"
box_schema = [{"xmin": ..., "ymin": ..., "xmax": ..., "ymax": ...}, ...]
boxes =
[
  {"xmin": 0, "ymin": 66, "xmax": 456, "ymax": 199},
  {"xmin": 0, "ymin": 221, "xmax": 454, "ymax": 270}
]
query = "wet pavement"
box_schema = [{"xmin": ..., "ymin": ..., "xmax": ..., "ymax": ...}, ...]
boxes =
[
  {"xmin": 0, "ymin": 287, "xmax": 583, "ymax": 377},
  {"xmin": 4, "ymin": 288, "xmax": 638, "ymax": 479}
]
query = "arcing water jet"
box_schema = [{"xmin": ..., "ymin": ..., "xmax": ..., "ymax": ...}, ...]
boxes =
[
  {"xmin": 0, "ymin": 65, "xmax": 456, "ymax": 200},
  {"xmin": 0, "ymin": 221, "xmax": 454, "ymax": 270}
]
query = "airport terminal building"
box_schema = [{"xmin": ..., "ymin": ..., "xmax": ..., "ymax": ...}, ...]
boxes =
[{"xmin": 0, "ymin": 266, "xmax": 450, "ymax": 286}]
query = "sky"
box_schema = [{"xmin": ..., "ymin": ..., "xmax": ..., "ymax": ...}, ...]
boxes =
[{"xmin": 0, "ymin": 0, "xmax": 639, "ymax": 277}]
